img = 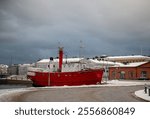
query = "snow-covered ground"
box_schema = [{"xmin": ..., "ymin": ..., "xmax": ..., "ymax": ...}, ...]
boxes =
[
  {"xmin": 0, "ymin": 88, "xmax": 28, "ymax": 101},
  {"xmin": 135, "ymin": 90, "xmax": 150, "ymax": 101},
  {"xmin": 42, "ymin": 80, "xmax": 150, "ymax": 89},
  {"xmin": 0, "ymin": 80, "xmax": 150, "ymax": 101},
  {"xmin": 101, "ymin": 80, "xmax": 150, "ymax": 87},
  {"xmin": 0, "ymin": 84, "xmax": 34, "ymax": 101}
]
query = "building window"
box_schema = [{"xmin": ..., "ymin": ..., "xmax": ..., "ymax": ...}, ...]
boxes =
[
  {"xmin": 128, "ymin": 71, "xmax": 134, "ymax": 79},
  {"xmin": 141, "ymin": 71, "xmax": 147, "ymax": 78},
  {"xmin": 112, "ymin": 71, "xmax": 116, "ymax": 79}
]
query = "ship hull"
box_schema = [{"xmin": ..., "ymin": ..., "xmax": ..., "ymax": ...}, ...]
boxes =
[{"xmin": 27, "ymin": 69, "xmax": 103, "ymax": 86}]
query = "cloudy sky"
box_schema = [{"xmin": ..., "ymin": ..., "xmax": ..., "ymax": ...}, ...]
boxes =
[{"xmin": 0, "ymin": 0, "xmax": 150, "ymax": 64}]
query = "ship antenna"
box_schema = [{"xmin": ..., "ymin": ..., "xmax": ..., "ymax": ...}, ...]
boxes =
[
  {"xmin": 79, "ymin": 40, "xmax": 84, "ymax": 70},
  {"xmin": 140, "ymin": 45, "xmax": 143, "ymax": 55}
]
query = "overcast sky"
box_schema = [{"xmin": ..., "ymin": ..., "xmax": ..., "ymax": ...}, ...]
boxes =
[{"xmin": 0, "ymin": 0, "xmax": 150, "ymax": 64}]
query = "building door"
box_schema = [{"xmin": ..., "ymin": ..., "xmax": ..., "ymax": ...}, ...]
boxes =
[{"xmin": 120, "ymin": 71, "xmax": 125, "ymax": 79}]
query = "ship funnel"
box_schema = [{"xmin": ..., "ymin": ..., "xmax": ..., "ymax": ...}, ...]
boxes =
[{"xmin": 58, "ymin": 47, "xmax": 63, "ymax": 72}]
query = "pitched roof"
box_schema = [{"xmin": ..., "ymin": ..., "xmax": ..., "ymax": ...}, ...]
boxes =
[
  {"xmin": 106, "ymin": 55, "xmax": 150, "ymax": 60},
  {"xmin": 112, "ymin": 62, "xmax": 148, "ymax": 67}
]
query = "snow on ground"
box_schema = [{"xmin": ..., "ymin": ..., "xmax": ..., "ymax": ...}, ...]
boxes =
[
  {"xmin": 135, "ymin": 90, "xmax": 150, "ymax": 101},
  {"xmin": 0, "ymin": 87, "xmax": 36, "ymax": 101},
  {"xmin": 42, "ymin": 80, "xmax": 150, "ymax": 89},
  {"xmin": 0, "ymin": 80, "xmax": 150, "ymax": 101},
  {"xmin": 101, "ymin": 80, "xmax": 150, "ymax": 87},
  {"xmin": 0, "ymin": 89, "xmax": 28, "ymax": 101}
]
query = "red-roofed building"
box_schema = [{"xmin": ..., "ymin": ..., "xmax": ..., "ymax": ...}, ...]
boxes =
[{"xmin": 109, "ymin": 61, "xmax": 150, "ymax": 80}]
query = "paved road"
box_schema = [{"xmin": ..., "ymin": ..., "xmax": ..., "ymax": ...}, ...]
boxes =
[{"xmin": 15, "ymin": 85, "xmax": 145, "ymax": 102}]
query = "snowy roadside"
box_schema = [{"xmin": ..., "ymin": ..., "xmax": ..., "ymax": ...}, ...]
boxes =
[
  {"xmin": 0, "ymin": 87, "xmax": 36, "ymax": 101},
  {"xmin": 42, "ymin": 80, "xmax": 150, "ymax": 89},
  {"xmin": 135, "ymin": 90, "xmax": 150, "ymax": 101},
  {"xmin": 101, "ymin": 80, "xmax": 150, "ymax": 87}
]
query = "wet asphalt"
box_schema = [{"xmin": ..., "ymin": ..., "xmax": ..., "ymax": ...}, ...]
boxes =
[{"xmin": 15, "ymin": 85, "xmax": 145, "ymax": 102}]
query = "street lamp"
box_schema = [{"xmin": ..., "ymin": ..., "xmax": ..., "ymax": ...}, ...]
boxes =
[{"xmin": 48, "ymin": 57, "xmax": 54, "ymax": 86}]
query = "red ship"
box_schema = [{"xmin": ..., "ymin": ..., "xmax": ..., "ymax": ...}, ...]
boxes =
[{"xmin": 27, "ymin": 47, "xmax": 104, "ymax": 86}]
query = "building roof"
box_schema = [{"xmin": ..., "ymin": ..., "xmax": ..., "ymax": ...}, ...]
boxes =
[
  {"xmin": 89, "ymin": 59, "xmax": 119, "ymax": 66},
  {"xmin": 112, "ymin": 61, "xmax": 149, "ymax": 68},
  {"xmin": 106, "ymin": 55, "xmax": 150, "ymax": 60}
]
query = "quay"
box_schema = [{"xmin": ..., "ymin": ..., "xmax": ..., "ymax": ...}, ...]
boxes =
[{"xmin": 0, "ymin": 75, "xmax": 32, "ymax": 87}]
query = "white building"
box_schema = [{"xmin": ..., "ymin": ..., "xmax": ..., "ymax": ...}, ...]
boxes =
[
  {"xmin": 8, "ymin": 64, "xmax": 32, "ymax": 76},
  {"xmin": 0, "ymin": 64, "xmax": 8, "ymax": 75},
  {"xmin": 18, "ymin": 64, "xmax": 32, "ymax": 75}
]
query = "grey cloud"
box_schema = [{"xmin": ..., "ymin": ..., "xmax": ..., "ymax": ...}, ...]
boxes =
[{"xmin": 0, "ymin": 0, "xmax": 150, "ymax": 64}]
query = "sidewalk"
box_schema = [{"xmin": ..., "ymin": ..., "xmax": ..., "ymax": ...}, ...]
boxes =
[{"xmin": 135, "ymin": 90, "xmax": 150, "ymax": 101}]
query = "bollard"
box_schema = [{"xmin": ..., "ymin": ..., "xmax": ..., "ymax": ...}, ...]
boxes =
[
  {"xmin": 149, "ymin": 88, "xmax": 150, "ymax": 96},
  {"xmin": 145, "ymin": 86, "xmax": 147, "ymax": 94}
]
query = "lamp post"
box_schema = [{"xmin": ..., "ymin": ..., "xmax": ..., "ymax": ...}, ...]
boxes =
[
  {"xmin": 48, "ymin": 57, "xmax": 54, "ymax": 86},
  {"xmin": 48, "ymin": 58, "xmax": 50, "ymax": 86}
]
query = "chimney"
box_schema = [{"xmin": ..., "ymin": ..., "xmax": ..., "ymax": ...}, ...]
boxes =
[{"xmin": 58, "ymin": 47, "xmax": 63, "ymax": 72}]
